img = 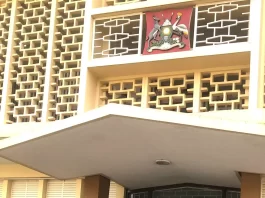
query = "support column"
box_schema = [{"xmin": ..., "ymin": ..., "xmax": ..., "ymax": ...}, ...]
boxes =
[
  {"xmin": 76, "ymin": 179, "xmax": 83, "ymax": 198},
  {"xmin": 78, "ymin": 0, "xmax": 94, "ymax": 114},
  {"xmin": 37, "ymin": 180, "xmax": 47, "ymax": 198},
  {"xmin": 42, "ymin": 0, "xmax": 58, "ymax": 122},
  {"xmin": 241, "ymin": 173, "xmax": 261, "ymax": 198},
  {"xmin": 2, "ymin": 180, "xmax": 12, "ymax": 198},
  {"xmin": 83, "ymin": 175, "xmax": 110, "ymax": 198},
  {"xmin": 248, "ymin": 0, "xmax": 265, "ymax": 109},
  {"xmin": 116, "ymin": 183, "xmax": 125, "ymax": 198}
]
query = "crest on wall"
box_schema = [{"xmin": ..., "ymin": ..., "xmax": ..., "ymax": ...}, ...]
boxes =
[{"xmin": 143, "ymin": 8, "xmax": 193, "ymax": 55}]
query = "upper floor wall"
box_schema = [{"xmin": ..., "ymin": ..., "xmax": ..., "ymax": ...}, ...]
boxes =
[
  {"xmin": 0, "ymin": 0, "xmax": 263, "ymax": 125},
  {"xmin": 90, "ymin": 0, "xmax": 251, "ymax": 61}
]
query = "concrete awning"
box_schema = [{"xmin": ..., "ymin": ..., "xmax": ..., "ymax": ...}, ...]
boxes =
[{"xmin": 0, "ymin": 104, "xmax": 265, "ymax": 189}]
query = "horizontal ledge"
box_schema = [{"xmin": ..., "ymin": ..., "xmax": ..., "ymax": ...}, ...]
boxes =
[
  {"xmin": 1, "ymin": 104, "xmax": 264, "ymax": 150},
  {"xmin": 89, "ymin": 43, "xmax": 251, "ymax": 67},
  {"xmin": 90, "ymin": 0, "xmax": 230, "ymax": 18},
  {"xmin": 88, "ymin": 43, "xmax": 251, "ymax": 78}
]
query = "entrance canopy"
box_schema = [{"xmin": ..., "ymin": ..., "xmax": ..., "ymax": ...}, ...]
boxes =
[{"xmin": 0, "ymin": 104, "xmax": 265, "ymax": 189}]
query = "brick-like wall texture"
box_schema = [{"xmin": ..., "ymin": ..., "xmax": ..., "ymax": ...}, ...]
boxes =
[{"xmin": 152, "ymin": 187, "xmax": 223, "ymax": 198}]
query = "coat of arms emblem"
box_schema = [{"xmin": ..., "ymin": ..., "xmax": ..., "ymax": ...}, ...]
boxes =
[{"xmin": 143, "ymin": 8, "xmax": 193, "ymax": 55}]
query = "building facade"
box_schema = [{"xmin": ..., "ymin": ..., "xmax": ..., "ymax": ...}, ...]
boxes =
[{"xmin": 0, "ymin": 0, "xmax": 265, "ymax": 197}]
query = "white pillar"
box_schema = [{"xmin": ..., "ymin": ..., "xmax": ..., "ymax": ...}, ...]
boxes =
[
  {"xmin": 248, "ymin": 0, "xmax": 265, "ymax": 110},
  {"xmin": 76, "ymin": 179, "xmax": 83, "ymax": 198},
  {"xmin": 41, "ymin": 0, "xmax": 58, "ymax": 122},
  {"xmin": 2, "ymin": 180, "xmax": 11, "ymax": 198},
  {"xmin": 77, "ymin": 0, "xmax": 93, "ymax": 114},
  {"xmin": 37, "ymin": 180, "xmax": 47, "ymax": 198}
]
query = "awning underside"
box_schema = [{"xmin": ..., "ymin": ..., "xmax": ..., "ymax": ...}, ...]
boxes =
[{"xmin": 0, "ymin": 104, "xmax": 265, "ymax": 189}]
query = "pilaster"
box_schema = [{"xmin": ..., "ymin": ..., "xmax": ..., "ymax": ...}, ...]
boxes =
[
  {"xmin": 41, "ymin": 0, "xmax": 58, "ymax": 122},
  {"xmin": 83, "ymin": 175, "xmax": 110, "ymax": 198},
  {"xmin": 2, "ymin": 180, "xmax": 11, "ymax": 198},
  {"xmin": 78, "ymin": 0, "xmax": 93, "ymax": 114},
  {"xmin": 241, "ymin": 173, "xmax": 261, "ymax": 198},
  {"xmin": 248, "ymin": 0, "xmax": 265, "ymax": 109}
]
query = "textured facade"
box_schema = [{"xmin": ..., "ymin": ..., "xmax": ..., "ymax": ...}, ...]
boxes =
[
  {"xmin": 0, "ymin": 0, "xmax": 265, "ymax": 198},
  {"xmin": 48, "ymin": 0, "xmax": 85, "ymax": 121},
  {"xmin": 6, "ymin": 0, "xmax": 51, "ymax": 123},
  {"xmin": 0, "ymin": 0, "xmax": 261, "ymax": 124}
]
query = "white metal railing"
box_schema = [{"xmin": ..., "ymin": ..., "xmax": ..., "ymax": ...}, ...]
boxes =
[
  {"xmin": 193, "ymin": 0, "xmax": 250, "ymax": 47},
  {"xmin": 92, "ymin": 14, "xmax": 143, "ymax": 59}
]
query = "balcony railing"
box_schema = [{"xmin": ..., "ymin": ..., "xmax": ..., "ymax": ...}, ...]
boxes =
[
  {"xmin": 194, "ymin": 0, "xmax": 250, "ymax": 47},
  {"xmin": 92, "ymin": 0, "xmax": 250, "ymax": 59},
  {"xmin": 98, "ymin": 68, "xmax": 250, "ymax": 113}
]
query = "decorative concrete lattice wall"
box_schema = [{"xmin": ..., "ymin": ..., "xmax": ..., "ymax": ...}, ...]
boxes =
[
  {"xmin": 99, "ymin": 78, "xmax": 143, "ymax": 107},
  {"xmin": 148, "ymin": 74, "xmax": 194, "ymax": 113},
  {"xmin": 226, "ymin": 191, "xmax": 240, "ymax": 198},
  {"xmin": 0, "ymin": 0, "xmax": 11, "ymax": 110},
  {"xmin": 93, "ymin": 14, "xmax": 142, "ymax": 59},
  {"xmin": 99, "ymin": 68, "xmax": 250, "ymax": 112},
  {"xmin": 48, "ymin": 0, "xmax": 85, "ymax": 121},
  {"xmin": 195, "ymin": 0, "xmax": 250, "ymax": 47},
  {"xmin": 6, "ymin": 0, "xmax": 51, "ymax": 123},
  {"xmin": 200, "ymin": 69, "xmax": 249, "ymax": 112},
  {"xmin": 152, "ymin": 187, "xmax": 223, "ymax": 198}
]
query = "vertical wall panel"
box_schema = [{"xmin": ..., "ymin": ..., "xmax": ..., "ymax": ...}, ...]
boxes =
[
  {"xmin": 48, "ymin": 0, "xmax": 85, "ymax": 121},
  {"xmin": 6, "ymin": 0, "xmax": 51, "ymax": 123}
]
